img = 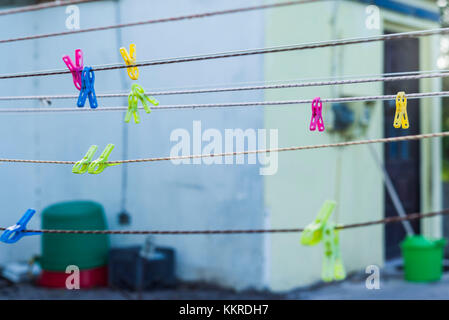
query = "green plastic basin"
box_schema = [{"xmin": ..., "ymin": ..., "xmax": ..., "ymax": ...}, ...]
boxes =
[{"xmin": 40, "ymin": 201, "xmax": 109, "ymax": 271}]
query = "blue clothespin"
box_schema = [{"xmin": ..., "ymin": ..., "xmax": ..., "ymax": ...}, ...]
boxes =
[
  {"xmin": 77, "ymin": 66, "xmax": 98, "ymax": 109},
  {"xmin": 1, "ymin": 209, "xmax": 41, "ymax": 244}
]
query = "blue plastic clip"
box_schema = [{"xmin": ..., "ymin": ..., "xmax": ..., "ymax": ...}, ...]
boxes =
[
  {"xmin": 0, "ymin": 209, "xmax": 41, "ymax": 244},
  {"xmin": 77, "ymin": 66, "xmax": 98, "ymax": 109}
]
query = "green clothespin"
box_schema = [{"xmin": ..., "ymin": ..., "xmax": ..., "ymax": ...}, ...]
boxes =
[
  {"xmin": 333, "ymin": 227, "xmax": 346, "ymax": 281},
  {"xmin": 300, "ymin": 200, "xmax": 346, "ymax": 282},
  {"xmin": 125, "ymin": 84, "xmax": 159, "ymax": 124},
  {"xmin": 322, "ymin": 222, "xmax": 336, "ymax": 282},
  {"xmin": 300, "ymin": 200, "xmax": 336, "ymax": 246},
  {"xmin": 133, "ymin": 84, "xmax": 159, "ymax": 114},
  {"xmin": 72, "ymin": 145, "xmax": 98, "ymax": 174},
  {"xmin": 126, "ymin": 93, "xmax": 141, "ymax": 124},
  {"xmin": 88, "ymin": 144, "xmax": 120, "ymax": 174},
  {"xmin": 321, "ymin": 223, "xmax": 346, "ymax": 282}
]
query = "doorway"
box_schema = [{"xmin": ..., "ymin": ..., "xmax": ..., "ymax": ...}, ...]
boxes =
[{"xmin": 383, "ymin": 31, "xmax": 421, "ymax": 259}]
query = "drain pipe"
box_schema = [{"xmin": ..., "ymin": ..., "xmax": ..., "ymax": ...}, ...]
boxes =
[
  {"xmin": 367, "ymin": 142, "xmax": 415, "ymax": 235},
  {"xmin": 114, "ymin": 0, "xmax": 131, "ymax": 225}
]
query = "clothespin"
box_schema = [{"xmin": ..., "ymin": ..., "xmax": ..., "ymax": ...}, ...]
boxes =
[
  {"xmin": 77, "ymin": 66, "xmax": 98, "ymax": 109},
  {"xmin": 300, "ymin": 201, "xmax": 346, "ymax": 282},
  {"xmin": 126, "ymin": 93, "xmax": 141, "ymax": 124},
  {"xmin": 120, "ymin": 44, "xmax": 139, "ymax": 80},
  {"xmin": 393, "ymin": 91, "xmax": 409, "ymax": 129},
  {"xmin": 0, "ymin": 209, "xmax": 41, "ymax": 244},
  {"xmin": 333, "ymin": 227, "xmax": 346, "ymax": 280},
  {"xmin": 309, "ymin": 97, "xmax": 325, "ymax": 132},
  {"xmin": 321, "ymin": 223, "xmax": 346, "ymax": 282},
  {"xmin": 72, "ymin": 145, "xmax": 98, "ymax": 174},
  {"xmin": 322, "ymin": 222, "xmax": 336, "ymax": 282},
  {"xmin": 62, "ymin": 49, "xmax": 83, "ymax": 90},
  {"xmin": 88, "ymin": 144, "xmax": 120, "ymax": 174},
  {"xmin": 125, "ymin": 84, "xmax": 159, "ymax": 124},
  {"xmin": 300, "ymin": 200, "xmax": 335, "ymax": 246}
]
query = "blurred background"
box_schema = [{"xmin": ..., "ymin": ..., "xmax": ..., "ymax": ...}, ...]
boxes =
[{"xmin": 0, "ymin": 0, "xmax": 447, "ymax": 299}]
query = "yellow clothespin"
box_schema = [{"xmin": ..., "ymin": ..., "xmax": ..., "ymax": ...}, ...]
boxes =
[
  {"xmin": 120, "ymin": 44, "xmax": 139, "ymax": 80},
  {"xmin": 88, "ymin": 144, "xmax": 120, "ymax": 174},
  {"xmin": 393, "ymin": 91, "xmax": 409, "ymax": 129}
]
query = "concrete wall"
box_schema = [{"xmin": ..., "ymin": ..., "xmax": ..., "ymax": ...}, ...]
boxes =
[
  {"xmin": 263, "ymin": 0, "xmax": 441, "ymax": 291},
  {"xmin": 264, "ymin": 0, "xmax": 384, "ymax": 291},
  {"xmin": 0, "ymin": 0, "xmax": 266, "ymax": 290}
]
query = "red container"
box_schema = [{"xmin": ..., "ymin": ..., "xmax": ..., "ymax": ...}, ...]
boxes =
[{"xmin": 38, "ymin": 266, "xmax": 108, "ymax": 288}]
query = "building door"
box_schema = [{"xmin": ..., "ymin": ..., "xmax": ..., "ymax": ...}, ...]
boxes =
[{"xmin": 383, "ymin": 32, "xmax": 421, "ymax": 259}]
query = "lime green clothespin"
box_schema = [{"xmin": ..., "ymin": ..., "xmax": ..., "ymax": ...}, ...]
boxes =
[
  {"xmin": 126, "ymin": 93, "xmax": 141, "ymax": 124},
  {"xmin": 333, "ymin": 227, "xmax": 346, "ymax": 281},
  {"xmin": 72, "ymin": 145, "xmax": 98, "ymax": 174},
  {"xmin": 321, "ymin": 223, "xmax": 346, "ymax": 282},
  {"xmin": 133, "ymin": 84, "xmax": 159, "ymax": 113},
  {"xmin": 300, "ymin": 200, "xmax": 346, "ymax": 282},
  {"xmin": 88, "ymin": 144, "xmax": 120, "ymax": 174},
  {"xmin": 300, "ymin": 200, "xmax": 336, "ymax": 246},
  {"xmin": 125, "ymin": 84, "xmax": 159, "ymax": 124},
  {"xmin": 322, "ymin": 222, "xmax": 336, "ymax": 282}
]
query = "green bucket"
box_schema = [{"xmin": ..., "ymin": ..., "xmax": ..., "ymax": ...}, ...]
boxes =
[
  {"xmin": 40, "ymin": 201, "xmax": 109, "ymax": 271},
  {"xmin": 400, "ymin": 235, "xmax": 447, "ymax": 282}
]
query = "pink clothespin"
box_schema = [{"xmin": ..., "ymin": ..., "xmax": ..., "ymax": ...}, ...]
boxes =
[
  {"xmin": 309, "ymin": 97, "xmax": 325, "ymax": 132},
  {"xmin": 62, "ymin": 49, "xmax": 84, "ymax": 90}
]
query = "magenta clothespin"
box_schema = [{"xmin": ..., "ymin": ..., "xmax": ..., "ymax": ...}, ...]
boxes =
[
  {"xmin": 62, "ymin": 49, "xmax": 84, "ymax": 90},
  {"xmin": 309, "ymin": 97, "xmax": 325, "ymax": 132}
]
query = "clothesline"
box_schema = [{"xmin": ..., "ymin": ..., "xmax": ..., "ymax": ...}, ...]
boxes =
[
  {"xmin": 0, "ymin": 131, "xmax": 446, "ymax": 165},
  {"xmin": 0, "ymin": 71, "xmax": 447, "ymax": 101},
  {"xmin": 2, "ymin": 27, "xmax": 449, "ymax": 80},
  {"xmin": 7, "ymin": 208, "xmax": 449, "ymax": 235},
  {"xmin": 0, "ymin": 90, "xmax": 447, "ymax": 113},
  {"xmin": 0, "ymin": 0, "xmax": 320, "ymax": 44}
]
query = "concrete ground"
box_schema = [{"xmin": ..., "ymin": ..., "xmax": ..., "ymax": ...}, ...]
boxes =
[
  {"xmin": 287, "ymin": 264, "xmax": 449, "ymax": 300},
  {"xmin": 0, "ymin": 261, "xmax": 448, "ymax": 300}
]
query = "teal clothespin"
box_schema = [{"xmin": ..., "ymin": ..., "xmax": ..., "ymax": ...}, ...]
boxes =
[
  {"xmin": 125, "ymin": 84, "xmax": 159, "ymax": 124},
  {"xmin": 72, "ymin": 145, "xmax": 98, "ymax": 174},
  {"xmin": 300, "ymin": 200, "xmax": 336, "ymax": 246},
  {"xmin": 88, "ymin": 144, "xmax": 120, "ymax": 174}
]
